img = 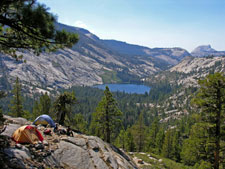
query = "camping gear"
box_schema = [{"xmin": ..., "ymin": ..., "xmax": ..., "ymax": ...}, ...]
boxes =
[
  {"xmin": 44, "ymin": 129, "xmax": 51, "ymax": 135},
  {"xmin": 12, "ymin": 125, "xmax": 44, "ymax": 144},
  {"xmin": 33, "ymin": 114, "xmax": 56, "ymax": 128}
]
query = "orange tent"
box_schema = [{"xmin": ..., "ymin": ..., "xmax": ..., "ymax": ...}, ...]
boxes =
[{"xmin": 12, "ymin": 125, "xmax": 44, "ymax": 144}]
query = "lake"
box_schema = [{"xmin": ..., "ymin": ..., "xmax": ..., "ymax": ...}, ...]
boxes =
[{"xmin": 93, "ymin": 84, "xmax": 151, "ymax": 94}]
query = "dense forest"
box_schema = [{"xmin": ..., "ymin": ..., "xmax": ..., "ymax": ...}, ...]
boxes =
[{"xmin": 1, "ymin": 72, "xmax": 225, "ymax": 169}]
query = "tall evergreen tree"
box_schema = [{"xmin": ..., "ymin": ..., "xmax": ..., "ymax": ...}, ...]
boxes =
[
  {"xmin": 162, "ymin": 129, "xmax": 173, "ymax": 158},
  {"xmin": 147, "ymin": 117, "xmax": 160, "ymax": 151},
  {"xmin": 72, "ymin": 113, "xmax": 88, "ymax": 133},
  {"xmin": 192, "ymin": 72, "xmax": 225, "ymax": 169},
  {"xmin": 90, "ymin": 86, "xmax": 122, "ymax": 143},
  {"xmin": 155, "ymin": 127, "xmax": 165, "ymax": 154},
  {"xmin": 9, "ymin": 77, "xmax": 24, "ymax": 117},
  {"xmin": 39, "ymin": 92, "xmax": 51, "ymax": 115},
  {"xmin": 54, "ymin": 91, "xmax": 77, "ymax": 125},
  {"xmin": 125, "ymin": 127, "xmax": 136, "ymax": 152},
  {"xmin": 181, "ymin": 123, "xmax": 208, "ymax": 166},
  {"xmin": 131, "ymin": 112, "xmax": 147, "ymax": 152},
  {"xmin": 32, "ymin": 93, "xmax": 51, "ymax": 119},
  {"xmin": 114, "ymin": 128, "xmax": 126, "ymax": 149},
  {"xmin": 32, "ymin": 100, "xmax": 40, "ymax": 119},
  {"xmin": 172, "ymin": 130, "xmax": 181, "ymax": 162}
]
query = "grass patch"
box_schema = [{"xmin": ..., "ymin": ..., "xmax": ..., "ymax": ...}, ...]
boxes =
[
  {"xmin": 100, "ymin": 70, "xmax": 122, "ymax": 83},
  {"xmin": 134, "ymin": 153, "xmax": 193, "ymax": 169}
]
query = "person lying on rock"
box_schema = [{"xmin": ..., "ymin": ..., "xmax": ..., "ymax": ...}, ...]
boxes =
[
  {"xmin": 66, "ymin": 126, "xmax": 73, "ymax": 137},
  {"xmin": 53, "ymin": 123, "xmax": 60, "ymax": 135}
]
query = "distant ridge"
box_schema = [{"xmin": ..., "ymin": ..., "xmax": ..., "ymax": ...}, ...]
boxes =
[{"xmin": 0, "ymin": 22, "xmax": 190, "ymax": 89}]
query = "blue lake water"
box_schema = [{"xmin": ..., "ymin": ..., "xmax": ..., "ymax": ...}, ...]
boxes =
[{"xmin": 93, "ymin": 84, "xmax": 151, "ymax": 94}]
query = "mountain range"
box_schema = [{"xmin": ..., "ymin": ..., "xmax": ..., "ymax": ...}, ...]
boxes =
[{"xmin": 0, "ymin": 23, "xmax": 225, "ymax": 89}]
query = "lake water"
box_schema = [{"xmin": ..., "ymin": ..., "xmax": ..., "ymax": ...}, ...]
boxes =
[{"xmin": 93, "ymin": 84, "xmax": 151, "ymax": 94}]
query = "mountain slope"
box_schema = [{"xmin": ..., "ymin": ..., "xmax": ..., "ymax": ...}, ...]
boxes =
[
  {"xmin": 103, "ymin": 40, "xmax": 190, "ymax": 65},
  {"xmin": 191, "ymin": 45, "xmax": 225, "ymax": 57},
  {"xmin": 144, "ymin": 56, "xmax": 225, "ymax": 122},
  {"xmin": 0, "ymin": 23, "xmax": 190, "ymax": 89}
]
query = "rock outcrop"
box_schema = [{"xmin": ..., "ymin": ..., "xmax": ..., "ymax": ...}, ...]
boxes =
[
  {"xmin": 191, "ymin": 45, "xmax": 225, "ymax": 57},
  {"xmin": 0, "ymin": 115, "xmax": 138, "ymax": 169}
]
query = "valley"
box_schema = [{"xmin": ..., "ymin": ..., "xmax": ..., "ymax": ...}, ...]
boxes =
[{"xmin": 1, "ymin": 18, "xmax": 225, "ymax": 169}]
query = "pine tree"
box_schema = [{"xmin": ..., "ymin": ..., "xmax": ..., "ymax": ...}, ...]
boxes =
[
  {"xmin": 72, "ymin": 113, "xmax": 88, "ymax": 133},
  {"xmin": 54, "ymin": 91, "xmax": 77, "ymax": 126},
  {"xmin": 32, "ymin": 100, "xmax": 41, "ymax": 119},
  {"xmin": 192, "ymin": 72, "xmax": 225, "ymax": 169},
  {"xmin": 162, "ymin": 129, "xmax": 173, "ymax": 158},
  {"xmin": 147, "ymin": 118, "xmax": 160, "ymax": 151},
  {"xmin": 0, "ymin": 0, "xmax": 79, "ymax": 59},
  {"xmin": 125, "ymin": 127, "xmax": 136, "ymax": 152},
  {"xmin": 32, "ymin": 92, "xmax": 51, "ymax": 119},
  {"xmin": 9, "ymin": 77, "xmax": 24, "ymax": 117},
  {"xmin": 39, "ymin": 92, "xmax": 51, "ymax": 115},
  {"xmin": 114, "ymin": 128, "xmax": 126, "ymax": 149},
  {"xmin": 181, "ymin": 123, "xmax": 208, "ymax": 166},
  {"xmin": 90, "ymin": 86, "xmax": 122, "ymax": 143},
  {"xmin": 155, "ymin": 127, "xmax": 165, "ymax": 154},
  {"xmin": 131, "ymin": 112, "xmax": 147, "ymax": 152},
  {"xmin": 172, "ymin": 130, "xmax": 181, "ymax": 161}
]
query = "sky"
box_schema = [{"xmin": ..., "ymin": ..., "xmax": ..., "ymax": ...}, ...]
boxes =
[{"xmin": 38, "ymin": 0, "xmax": 225, "ymax": 52}]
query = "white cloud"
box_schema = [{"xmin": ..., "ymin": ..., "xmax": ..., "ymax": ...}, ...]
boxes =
[{"xmin": 73, "ymin": 20, "xmax": 88, "ymax": 29}]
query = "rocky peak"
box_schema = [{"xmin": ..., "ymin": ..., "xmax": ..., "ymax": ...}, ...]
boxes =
[
  {"xmin": 192, "ymin": 45, "xmax": 216, "ymax": 53},
  {"xmin": 191, "ymin": 45, "xmax": 225, "ymax": 57}
]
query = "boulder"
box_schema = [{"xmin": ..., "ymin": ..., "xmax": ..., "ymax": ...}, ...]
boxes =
[
  {"xmin": 4, "ymin": 146, "xmax": 31, "ymax": 160},
  {"xmin": 45, "ymin": 141, "xmax": 96, "ymax": 169},
  {"xmin": 45, "ymin": 135, "xmax": 138, "ymax": 169},
  {"xmin": 0, "ymin": 123, "xmax": 21, "ymax": 137},
  {"xmin": 3, "ymin": 115, "xmax": 29, "ymax": 125}
]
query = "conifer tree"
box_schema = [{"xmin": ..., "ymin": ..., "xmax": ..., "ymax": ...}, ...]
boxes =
[
  {"xmin": 172, "ymin": 130, "xmax": 181, "ymax": 161},
  {"xmin": 54, "ymin": 91, "xmax": 77, "ymax": 125},
  {"xmin": 90, "ymin": 86, "xmax": 122, "ymax": 143},
  {"xmin": 115, "ymin": 128, "xmax": 126, "ymax": 149},
  {"xmin": 192, "ymin": 72, "xmax": 225, "ymax": 169},
  {"xmin": 32, "ymin": 92, "xmax": 51, "ymax": 119},
  {"xmin": 9, "ymin": 77, "xmax": 24, "ymax": 117},
  {"xmin": 125, "ymin": 127, "xmax": 136, "ymax": 152},
  {"xmin": 181, "ymin": 123, "xmax": 208, "ymax": 166},
  {"xmin": 147, "ymin": 118, "xmax": 160, "ymax": 151},
  {"xmin": 0, "ymin": 0, "xmax": 79, "ymax": 59},
  {"xmin": 39, "ymin": 92, "xmax": 51, "ymax": 115},
  {"xmin": 155, "ymin": 127, "xmax": 165, "ymax": 154},
  {"xmin": 32, "ymin": 100, "xmax": 40, "ymax": 119},
  {"xmin": 72, "ymin": 113, "xmax": 88, "ymax": 133},
  {"xmin": 131, "ymin": 112, "xmax": 147, "ymax": 152},
  {"xmin": 162, "ymin": 129, "xmax": 173, "ymax": 158}
]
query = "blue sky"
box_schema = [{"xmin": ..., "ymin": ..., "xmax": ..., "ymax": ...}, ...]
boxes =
[{"xmin": 38, "ymin": 0, "xmax": 225, "ymax": 52}]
